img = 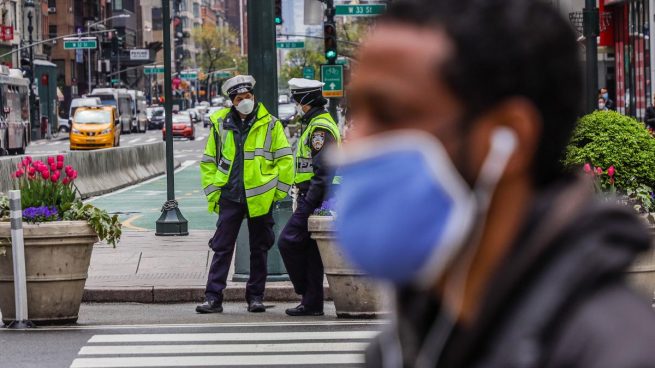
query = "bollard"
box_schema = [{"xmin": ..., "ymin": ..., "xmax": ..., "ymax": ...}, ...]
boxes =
[{"xmin": 6, "ymin": 190, "xmax": 34, "ymax": 329}]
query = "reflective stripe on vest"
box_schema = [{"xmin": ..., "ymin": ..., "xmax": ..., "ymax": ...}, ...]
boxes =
[{"xmin": 294, "ymin": 114, "xmax": 341, "ymax": 184}]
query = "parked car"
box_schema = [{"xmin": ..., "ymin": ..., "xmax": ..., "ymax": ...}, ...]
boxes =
[
  {"xmin": 278, "ymin": 103, "xmax": 297, "ymax": 127},
  {"xmin": 70, "ymin": 106, "xmax": 120, "ymax": 150},
  {"xmin": 67, "ymin": 97, "xmax": 102, "ymax": 132},
  {"xmin": 203, "ymin": 107, "xmax": 222, "ymax": 128},
  {"xmin": 163, "ymin": 113, "xmax": 195, "ymax": 140},
  {"xmin": 278, "ymin": 94, "xmax": 290, "ymax": 104},
  {"xmin": 211, "ymin": 96, "xmax": 225, "ymax": 107},
  {"xmin": 148, "ymin": 108, "xmax": 165, "ymax": 130}
]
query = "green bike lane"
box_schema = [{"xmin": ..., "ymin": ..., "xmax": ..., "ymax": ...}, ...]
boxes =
[{"xmin": 87, "ymin": 161, "xmax": 217, "ymax": 231}]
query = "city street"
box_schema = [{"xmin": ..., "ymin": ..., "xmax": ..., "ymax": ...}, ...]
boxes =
[{"xmin": 0, "ymin": 303, "xmax": 385, "ymax": 368}]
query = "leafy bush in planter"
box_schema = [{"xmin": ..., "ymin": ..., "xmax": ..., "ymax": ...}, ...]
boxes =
[{"xmin": 564, "ymin": 110, "xmax": 655, "ymax": 192}]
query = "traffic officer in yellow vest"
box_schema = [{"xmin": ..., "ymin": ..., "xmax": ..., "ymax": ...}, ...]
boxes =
[
  {"xmin": 197, "ymin": 75, "xmax": 294, "ymax": 314},
  {"xmin": 279, "ymin": 78, "xmax": 341, "ymax": 316}
]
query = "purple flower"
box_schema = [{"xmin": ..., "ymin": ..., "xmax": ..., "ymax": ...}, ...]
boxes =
[{"xmin": 22, "ymin": 206, "xmax": 59, "ymax": 223}]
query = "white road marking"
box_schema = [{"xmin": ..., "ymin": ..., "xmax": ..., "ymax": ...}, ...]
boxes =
[
  {"xmin": 88, "ymin": 330, "xmax": 378, "ymax": 343},
  {"xmin": 47, "ymin": 141, "xmax": 62, "ymax": 146},
  {"xmin": 195, "ymin": 135, "xmax": 206, "ymax": 141},
  {"xmin": 145, "ymin": 138, "xmax": 157, "ymax": 143},
  {"xmin": 79, "ymin": 342, "xmax": 369, "ymax": 355},
  {"xmin": 32, "ymin": 320, "xmax": 386, "ymax": 331},
  {"xmin": 70, "ymin": 354, "xmax": 364, "ymax": 367},
  {"xmin": 127, "ymin": 138, "xmax": 142, "ymax": 144}
]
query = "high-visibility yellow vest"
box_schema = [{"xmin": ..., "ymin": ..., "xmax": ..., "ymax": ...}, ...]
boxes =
[
  {"xmin": 294, "ymin": 112, "xmax": 341, "ymax": 185},
  {"xmin": 200, "ymin": 103, "xmax": 294, "ymax": 217}
]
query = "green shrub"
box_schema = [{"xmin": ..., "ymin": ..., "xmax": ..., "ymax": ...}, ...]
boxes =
[{"xmin": 563, "ymin": 110, "xmax": 655, "ymax": 192}]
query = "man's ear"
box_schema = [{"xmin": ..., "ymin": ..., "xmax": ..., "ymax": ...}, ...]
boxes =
[{"xmin": 468, "ymin": 98, "xmax": 541, "ymax": 182}]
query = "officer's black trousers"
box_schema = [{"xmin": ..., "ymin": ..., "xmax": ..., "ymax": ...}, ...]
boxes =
[
  {"xmin": 278, "ymin": 196, "xmax": 324, "ymax": 311},
  {"xmin": 205, "ymin": 198, "xmax": 275, "ymax": 303}
]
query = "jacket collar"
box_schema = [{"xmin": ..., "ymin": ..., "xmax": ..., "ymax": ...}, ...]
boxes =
[
  {"xmin": 301, "ymin": 106, "xmax": 328, "ymax": 124},
  {"xmin": 223, "ymin": 103, "xmax": 270, "ymax": 131}
]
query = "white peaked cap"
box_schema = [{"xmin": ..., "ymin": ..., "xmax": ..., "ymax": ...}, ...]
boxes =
[
  {"xmin": 288, "ymin": 78, "xmax": 325, "ymax": 91},
  {"xmin": 222, "ymin": 75, "xmax": 256, "ymax": 96}
]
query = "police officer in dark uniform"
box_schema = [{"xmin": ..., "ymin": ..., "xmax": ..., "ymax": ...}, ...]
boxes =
[{"xmin": 279, "ymin": 78, "xmax": 341, "ymax": 316}]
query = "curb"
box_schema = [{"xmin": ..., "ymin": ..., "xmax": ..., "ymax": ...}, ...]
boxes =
[{"xmin": 83, "ymin": 285, "xmax": 331, "ymax": 303}]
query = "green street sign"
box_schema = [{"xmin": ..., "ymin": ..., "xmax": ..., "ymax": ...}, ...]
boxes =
[
  {"xmin": 111, "ymin": 79, "xmax": 119, "ymax": 84},
  {"xmin": 214, "ymin": 71, "xmax": 232, "ymax": 78},
  {"xmin": 180, "ymin": 72, "xmax": 198, "ymax": 80},
  {"xmin": 63, "ymin": 37, "xmax": 98, "ymax": 49},
  {"xmin": 303, "ymin": 66, "xmax": 315, "ymax": 80},
  {"xmin": 276, "ymin": 41, "xmax": 305, "ymax": 49},
  {"xmin": 335, "ymin": 4, "xmax": 387, "ymax": 16},
  {"xmin": 321, "ymin": 64, "xmax": 344, "ymax": 98},
  {"xmin": 144, "ymin": 66, "xmax": 165, "ymax": 75}
]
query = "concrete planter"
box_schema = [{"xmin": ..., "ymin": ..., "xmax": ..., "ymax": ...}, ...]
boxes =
[
  {"xmin": 0, "ymin": 221, "xmax": 98, "ymax": 325},
  {"xmin": 308, "ymin": 215, "xmax": 386, "ymax": 318},
  {"xmin": 627, "ymin": 222, "xmax": 655, "ymax": 300}
]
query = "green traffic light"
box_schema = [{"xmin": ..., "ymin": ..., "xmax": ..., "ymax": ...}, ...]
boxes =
[
  {"xmin": 275, "ymin": 17, "xmax": 283, "ymax": 25},
  {"xmin": 326, "ymin": 50, "xmax": 337, "ymax": 59}
]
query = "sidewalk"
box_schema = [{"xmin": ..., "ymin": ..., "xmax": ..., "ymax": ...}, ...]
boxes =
[{"xmin": 84, "ymin": 230, "xmax": 325, "ymax": 303}]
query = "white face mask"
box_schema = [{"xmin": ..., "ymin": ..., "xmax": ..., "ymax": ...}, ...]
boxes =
[
  {"xmin": 598, "ymin": 103, "xmax": 606, "ymax": 110},
  {"xmin": 236, "ymin": 98, "xmax": 255, "ymax": 115},
  {"xmin": 295, "ymin": 103, "xmax": 306, "ymax": 117}
]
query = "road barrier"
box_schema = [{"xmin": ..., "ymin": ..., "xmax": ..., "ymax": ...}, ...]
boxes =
[{"xmin": 0, "ymin": 143, "xmax": 170, "ymax": 199}]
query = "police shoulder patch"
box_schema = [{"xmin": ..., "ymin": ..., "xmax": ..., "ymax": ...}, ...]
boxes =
[{"xmin": 311, "ymin": 131, "xmax": 326, "ymax": 151}]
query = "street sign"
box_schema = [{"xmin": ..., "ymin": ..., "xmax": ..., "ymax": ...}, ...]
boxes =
[
  {"xmin": 335, "ymin": 4, "xmax": 387, "ymax": 16},
  {"xmin": 111, "ymin": 79, "xmax": 119, "ymax": 84},
  {"xmin": 303, "ymin": 66, "xmax": 315, "ymax": 80},
  {"xmin": 63, "ymin": 37, "xmax": 97, "ymax": 49},
  {"xmin": 321, "ymin": 64, "xmax": 344, "ymax": 98},
  {"xmin": 213, "ymin": 71, "xmax": 232, "ymax": 78},
  {"xmin": 180, "ymin": 71, "xmax": 198, "ymax": 80},
  {"xmin": 144, "ymin": 65, "xmax": 165, "ymax": 75},
  {"xmin": 130, "ymin": 49, "xmax": 150, "ymax": 61},
  {"xmin": 276, "ymin": 41, "xmax": 305, "ymax": 49}
]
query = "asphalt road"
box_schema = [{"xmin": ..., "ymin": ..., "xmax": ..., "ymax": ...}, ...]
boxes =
[
  {"xmin": 0, "ymin": 302, "xmax": 386, "ymax": 368},
  {"xmin": 25, "ymin": 126, "xmax": 209, "ymax": 161}
]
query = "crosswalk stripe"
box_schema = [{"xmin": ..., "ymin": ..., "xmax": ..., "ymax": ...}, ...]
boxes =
[
  {"xmin": 79, "ymin": 342, "xmax": 369, "ymax": 355},
  {"xmin": 89, "ymin": 330, "xmax": 378, "ymax": 343},
  {"xmin": 196, "ymin": 135, "xmax": 206, "ymax": 141},
  {"xmin": 70, "ymin": 354, "xmax": 364, "ymax": 367},
  {"xmin": 47, "ymin": 141, "xmax": 62, "ymax": 146}
]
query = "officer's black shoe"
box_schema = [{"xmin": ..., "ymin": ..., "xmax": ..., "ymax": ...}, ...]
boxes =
[
  {"xmin": 195, "ymin": 299, "xmax": 223, "ymax": 314},
  {"xmin": 285, "ymin": 304, "xmax": 324, "ymax": 317},
  {"xmin": 247, "ymin": 297, "xmax": 266, "ymax": 313}
]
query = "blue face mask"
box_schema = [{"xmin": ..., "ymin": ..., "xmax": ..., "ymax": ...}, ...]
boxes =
[
  {"xmin": 602, "ymin": 93, "xmax": 609, "ymax": 100},
  {"xmin": 332, "ymin": 129, "xmax": 517, "ymax": 287}
]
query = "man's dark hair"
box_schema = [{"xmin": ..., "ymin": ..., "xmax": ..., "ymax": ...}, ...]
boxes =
[{"xmin": 383, "ymin": 0, "xmax": 583, "ymax": 187}]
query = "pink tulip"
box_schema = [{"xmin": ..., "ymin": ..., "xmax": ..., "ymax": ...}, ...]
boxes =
[
  {"xmin": 56, "ymin": 161, "xmax": 64, "ymax": 170},
  {"xmin": 56, "ymin": 155, "xmax": 64, "ymax": 162},
  {"xmin": 50, "ymin": 164, "xmax": 57, "ymax": 172},
  {"xmin": 607, "ymin": 165, "xmax": 615, "ymax": 178},
  {"xmin": 595, "ymin": 167, "xmax": 602, "ymax": 175},
  {"xmin": 14, "ymin": 169, "xmax": 24, "ymax": 178},
  {"xmin": 41, "ymin": 170, "xmax": 50, "ymax": 180},
  {"xmin": 27, "ymin": 173, "xmax": 35, "ymax": 181},
  {"xmin": 62, "ymin": 177, "xmax": 70, "ymax": 185},
  {"xmin": 47, "ymin": 157, "xmax": 55, "ymax": 165},
  {"xmin": 28, "ymin": 167, "xmax": 35, "ymax": 176},
  {"xmin": 25, "ymin": 156, "xmax": 32, "ymax": 164},
  {"xmin": 583, "ymin": 163, "xmax": 592, "ymax": 174}
]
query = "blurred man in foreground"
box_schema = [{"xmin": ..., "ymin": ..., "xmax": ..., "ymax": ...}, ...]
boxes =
[{"xmin": 334, "ymin": 0, "xmax": 655, "ymax": 366}]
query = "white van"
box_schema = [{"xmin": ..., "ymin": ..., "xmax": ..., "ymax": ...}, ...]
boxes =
[
  {"xmin": 88, "ymin": 88, "xmax": 134, "ymax": 134},
  {"xmin": 67, "ymin": 97, "xmax": 102, "ymax": 132},
  {"xmin": 126, "ymin": 89, "xmax": 148, "ymax": 133}
]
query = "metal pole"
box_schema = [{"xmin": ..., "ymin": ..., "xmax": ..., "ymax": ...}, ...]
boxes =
[
  {"xmin": 26, "ymin": 8, "xmax": 36, "ymax": 140},
  {"xmin": 239, "ymin": 0, "xmax": 245, "ymax": 56},
  {"xmin": 156, "ymin": 0, "xmax": 188, "ymax": 236},
  {"xmin": 87, "ymin": 22, "xmax": 92, "ymax": 94},
  {"xmin": 326, "ymin": 0, "xmax": 338, "ymax": 121},
  {"xmin": 7, "ymin": 190, "xmax": 34, "ymax": 329},
  {"xmin": 248, "ymin": 0, "xmax": 278, "ymax": 117},
  {"xmin": 584, "ymin": 0, "xmax": 600, "ymax": 114}
]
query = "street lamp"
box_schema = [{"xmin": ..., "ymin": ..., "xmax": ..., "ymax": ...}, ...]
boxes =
[
  {"xmin": 25, "ymin": 0, "xmax": 36, "ymax": 138},
  {"xmin": 87, "ymin": 14, "xmax": 131, "ymax": 93}
]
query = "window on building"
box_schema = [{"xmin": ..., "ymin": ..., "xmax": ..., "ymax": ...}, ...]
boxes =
[
  {"xmin": 47, "ymin": 0, "xmax": 56, "ymax": 9},
  {"xmin": 49, "ymin": 25, "xmax": 57, "ymax": 39},
  {"xmin": 152, "ymin": 8, "xmax": 163, "ymax": 31},
  {"xmin": 113, "ymin": 0, "xmax": 123, "ymax": 11},
  {"xmin": 193, "ymin": 4, "xmax": 200, "ymax": 18}
]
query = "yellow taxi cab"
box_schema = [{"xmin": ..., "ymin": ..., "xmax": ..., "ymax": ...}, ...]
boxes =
[{"xmin": 70, "ymin": 106, "xmax": 121, "ymax": 150}]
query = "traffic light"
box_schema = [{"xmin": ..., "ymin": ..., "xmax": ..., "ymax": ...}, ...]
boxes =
[
  {"xmin": 324, "ymin": 22, "xmax": 337, "ymax": 64},
  {"xmin": 275, "ymin": 0, "xmax": 283, "ymax": 25},
  {"xmin": 20, "ymin": 57, "xmax": 32, "ymax": 81}
]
